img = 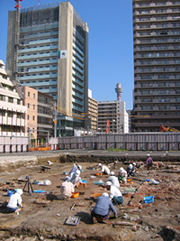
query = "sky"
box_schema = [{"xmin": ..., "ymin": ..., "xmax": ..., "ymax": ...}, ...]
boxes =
[{"xmin": 0, "ymin": 0, "xmax": 134, "ymax": 110}]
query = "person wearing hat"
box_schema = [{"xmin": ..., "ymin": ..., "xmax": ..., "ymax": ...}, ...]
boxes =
[
  {"xmin": 69, "ymin": 169, "xmax": 81, "ymax": 187},
  {"xmin": 6, "ymin": 189, "xmax": 23, "ymax": 213},
  {"xmin": 91, "ymin": 192, "xmax": 117, "ymax": 223},
  {"xmin": 126, "ymin": 164, "xmax": 136, "ymax": 177},
  {"xmin": 60, "ymin": 176, "xmax": 74, "ymax": 198},
  {"xmin": 118, "ymin": 167, "xmax": 127, "ymax": 184},
  {"xmin": 98, "ymin": 163, "xmax": 110, "ymax": 175},
  {"xmin": 105, "ymin": 171, "xmax": 120, "ymax": 188},
  {"xmin": 105, "ymin": 181, "xmax": 123, "ymax": 206},
  {"xmin": 69, "ymin": 163, "xmax": 82, "ymax": 176},
  {"xmin": 146, "ymin": 154, "xmax": 153, "ymax": 170}
]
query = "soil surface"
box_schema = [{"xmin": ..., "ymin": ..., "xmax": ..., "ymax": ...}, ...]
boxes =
[{"xmin": 0, "ymin": 156, "xmax": 180, "ymax": 241}]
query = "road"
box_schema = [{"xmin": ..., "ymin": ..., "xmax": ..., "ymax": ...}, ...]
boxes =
[{"xmin": 0, "ymin": 149, "xmax": 179, "ymax": 158}]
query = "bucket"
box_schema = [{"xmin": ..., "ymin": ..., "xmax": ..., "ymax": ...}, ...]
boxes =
[
  {"xmin": 143, "ymin": 195, "xmax": 154, "ymax": 203},
  {"xmin": 7, "ymin": 190, "xmax": 14, "ymax": 197}
]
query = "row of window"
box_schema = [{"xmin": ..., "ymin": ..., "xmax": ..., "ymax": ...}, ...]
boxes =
[
  {"xmin": 139, "ymin": 59, "xmax": 180, "ymax": 64},
  {"xmin": 139, "ymin": 52, "xmax": 180, "ymax": 57},
  {"xmin": 139, "ymin": 31, "xmax": 180, "ymax": 36},
  {"xmin": 138, "ymin": 9, "xmax": 180, "ymax": 15},
  {"xmin": 139, "ymin": 90, "xmax": 180, "ymax": 94},
  {"xmin": 138, "ymin": 16, "xmax": 180, "ymax": 21},
  {"xmin": 19, "ymin": 50, "xmax": 58, "ymax": 57},
  {"xmin": 137, "ymin": 97, "xmax": 180, "ymax": 103},
  {"xmin": 139, "ymin": 82, "xmax": 180, "ymax": 87},
  {"xmin": 139, "ymin": 45, "xmax": 180, "ymax": 50},
  {"xmin": 0, "ymin": 95, "xmax": 21, "ymax": 104},
  {"xmin": 138, "ymin": 2, "xmax": 180, "ymax": 6},
  {"xmin": 140, "ymin": 74, "xmax": 180, "ymax": 79},
  {"xmin": 139, "ymin": 67, "xmax": 180, "ymax": 72},
  {"xmin": 0, "ymin": 110, "xmax": 24, "ymax": 118},
  {"xmin": 139, "ymin": 22, "xmax": 180, "ymax": 29},
  {"xmin": 139, "ymin": 105, "xmax": 180, "ymax": 110},
  {"xmin": 139, "ymin": 38, "xmax": 180, "ymax": 43},
  {"xmin": 19, "ymin": 57, "xmax": 57, "ymax": 64}
]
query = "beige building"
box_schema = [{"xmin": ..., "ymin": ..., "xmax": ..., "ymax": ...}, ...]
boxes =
[
  {"xmin": 16, "ymin": 86, "xmax": 38, "ymax": 141},
  {"xmin": 88, "ymin": 89, "xmax": 98, "ymax": 131},
  {"xmin": 133, "ymin": 0, "xmax": 180, "ymax": 132},
  {"xmin": 7, "ymin": 1, "xmax": 89, "ymax": 137}
]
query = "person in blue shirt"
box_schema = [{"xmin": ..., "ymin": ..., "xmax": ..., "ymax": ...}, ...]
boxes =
[
  {"xmin": 69, "ymin": 164, "xmax": 82, "ymax": 176},
  {"xmin": 126, "ymin": 164, "xmax": 136, "ymax": 177},
  {"xmin": 91, "ymin": 192, "xmax": 117, "ymax": 223}
]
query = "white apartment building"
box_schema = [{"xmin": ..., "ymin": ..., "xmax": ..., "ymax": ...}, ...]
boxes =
[
  {"xmin": 98, "ymin": 100, "xmax": 129, "ymax": 134},
  {"xmin": 0, "ymin": 60, "xmax": 27, "ymax": 152}
]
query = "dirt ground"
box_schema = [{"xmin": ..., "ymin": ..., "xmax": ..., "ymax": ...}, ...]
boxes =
[{"xmin": 0, "ymin": 158, "xmax": 180, "ymax": 241}]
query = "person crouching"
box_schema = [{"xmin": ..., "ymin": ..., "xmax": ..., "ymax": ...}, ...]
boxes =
[{"xmin": 6, "ymin": 189, "xmax": 23, "ymax": 213}]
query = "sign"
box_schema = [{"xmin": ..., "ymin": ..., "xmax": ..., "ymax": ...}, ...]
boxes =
[{"xmin": 58, "ymin": 50, "xmax": 67, "ymax": 59}]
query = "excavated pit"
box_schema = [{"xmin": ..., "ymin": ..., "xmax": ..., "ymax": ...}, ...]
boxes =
[{"xmin": 0, "ymin": 154, "xmax": 180, "ymax": 241}]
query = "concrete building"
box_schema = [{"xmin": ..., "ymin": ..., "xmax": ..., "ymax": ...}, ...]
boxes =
[
  {"xmin": 16, "ymin": 86, "xmax": 53, "ymax": 145},
  {"xmin": 98, "ymin": 100, "xmax": 129, "ymax": 134},
  {"xmin": 133, "ymin": 0, "xmax": 180, "ymax": 132},
  {"xmin": 88, "ymin": 89, "xmax": 98, "ymax": 131},
  {"xmin": 0, "ymin": 59, "xmax": 28, "ymax": 152},
  {"xmin": 6, "ymin": 1, "xmax": 89, "ymax": 137}
]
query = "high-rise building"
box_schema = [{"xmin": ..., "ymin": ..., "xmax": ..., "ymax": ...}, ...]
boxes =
[
  {"xmin": 88, "ymin": 89, "xmax": 98, "ymax": 131},
  {"xmin": 6, "ymin": 1, "xmax": 89, "ymax": 136},
  {"xmin": 133, "ymin": 0, "xmax": 180, "ymax": 132}
]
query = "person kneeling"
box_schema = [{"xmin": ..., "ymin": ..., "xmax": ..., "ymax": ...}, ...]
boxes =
[
  {"xmin": 105, "ymin": 181, "xmax": 123, "ymax": 206},
  {"xmin": 91, "ymin": 192, "xmax": 117, "ymax": 224},
  {"xmin": 6, "ymin": 189, "xmax": 23, "ymax": 213}
]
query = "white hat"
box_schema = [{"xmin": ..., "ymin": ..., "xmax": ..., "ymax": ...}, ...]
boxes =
[
  {"xmin": 133, "ymin": 162, "xmax": 136, "ymax": 166},
  {"xmin": 147, "ymin": 154, "xmax": 150, "ymax": 157},
  {"xmin": 119, "ymin": 167, "xmax": 123, "ymax": 173},
  {"xmin": 98, "ymin": 163, "xmax": 102, "ymax": 167},
  {"xmin": 105, "ymin": 181, "xmax": 112, "ymax": 186},
  {"xmin": 16, "ymin": 189, "xmax": 23, "ymax": 195},
  {"xmin": 129, "ymin": 164, "xmax": 133, "ymax": 169},
  {"xmin": 110, "ymin": 171, "xmax": 115, "ymax": 176},
  {"xmin": 102, "ymin": 192, "xmax": 109, "ymax": 197},
  {"xmin": 78, "ymin": 165, "xmax": 82, "ymax": 170}
]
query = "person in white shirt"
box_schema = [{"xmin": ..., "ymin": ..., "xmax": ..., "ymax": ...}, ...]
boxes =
[
  {"xmin": 60, "ymin": 176, "xmax": 74, "ymax": 198},
  {"xmin": 118, "ymin": 167, "xmax": 128, "ymax": 184},
  {"xmin": 98, "ymin": 163, "xmax": 110, "ymax": 175},
  {"xmin": 105, "ymin": 181, "xmax": 123, "ymax": 206},
  {"xmin": 105, "ymin": 171, "xmax": 120, "ymax": 188},
  {"xmin": 7, "ymin": 189, "xmax": 23, "ymax": 213},
  {"xmin": 70, "ymin": 170, "xmax": 81, "ymax": 187}
]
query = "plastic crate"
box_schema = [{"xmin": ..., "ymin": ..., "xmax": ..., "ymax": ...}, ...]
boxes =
[{"xmin": 143, "ymin": 195, "xmax": 154, "ymax": 203}]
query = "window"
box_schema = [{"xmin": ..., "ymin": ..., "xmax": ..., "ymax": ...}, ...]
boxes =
[
  {"xmin": 33, "ymin": 116, "xmax": 35, "ymax": 121},
  {"xmin": 33, "ymin": 93, "xmax": 35, "ymax": 98},
  {"xmin": 8, "ymin": 97, "xmax": 13, "ymax": 103},
  {"xmin": 33, "ymin": 105, "xmax": 35, "ymax": 110},
  {"xmin": 27, "ymin": 115, "xmax": 29, "ymax": 120},
  {"xmin": 28, "ymin": 92, "xmax": 30, "ymax": 97},
  {"xmin": 28, "ymin": 103, "xmax": 30, "ymax": 108}
]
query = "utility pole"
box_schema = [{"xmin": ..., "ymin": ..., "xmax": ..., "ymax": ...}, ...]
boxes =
[{"xmin": 53, "ymin": 102, "xmax": 57, "ymax": 138}]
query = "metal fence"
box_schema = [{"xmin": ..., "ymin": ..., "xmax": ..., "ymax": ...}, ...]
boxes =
[{"xmin": 54, "ymin": 132, "xmax": 180, "ymax": 151}]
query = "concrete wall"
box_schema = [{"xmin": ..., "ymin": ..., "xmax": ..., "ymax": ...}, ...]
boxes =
[
  {"xmin": 56, "ymin": 132, "xmax": 180, "ymax": 151},
  {"xmin": 0, "ymin": 136, "xmax": 28, "ymax": 153}
]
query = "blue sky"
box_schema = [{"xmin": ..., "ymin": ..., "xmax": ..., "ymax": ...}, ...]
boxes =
[{"xmin": 0, "ymin": 0, "xmax": 134, "ymax": 110}]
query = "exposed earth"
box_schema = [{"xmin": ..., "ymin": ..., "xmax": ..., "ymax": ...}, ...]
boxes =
[{"xmin": 0, "ymin": 154, "xmax": 180, "ymax": 241}]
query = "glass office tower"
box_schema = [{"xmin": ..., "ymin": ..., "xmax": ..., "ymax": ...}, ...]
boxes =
[{"xmin": 6, "ymin": 2, "xmax": 89, "ymax": 136}]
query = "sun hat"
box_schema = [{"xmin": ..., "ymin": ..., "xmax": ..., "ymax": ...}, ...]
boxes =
[
  {"xmin": 16, "ymin": 189, "xmax": 23, "ymax": 195},
  {"xmin": 119, "ymin": 167, "xmax": 124, "ymax": 173},
  {"xmin": 98, "ymin": 163, "xmax": 102, "ymax": 167},
  {"xmin": 110, "ymin": 171, "xmax": 115, "ymax": 176},
  {"xmin": 129, "ymin": 164, "xmax": 133, "ymax": 169},
  {"xmin": 102, "ymin": 192, "xmax": 109, "ymax": 197},
  {"xmin": 105, "ymin": 181, "xmax": 112, "ymax": 186}
]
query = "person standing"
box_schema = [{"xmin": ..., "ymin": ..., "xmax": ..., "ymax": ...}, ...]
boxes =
[{"xmin": 146, "ymin": 154, "xmax": 153, "ymax": 170}]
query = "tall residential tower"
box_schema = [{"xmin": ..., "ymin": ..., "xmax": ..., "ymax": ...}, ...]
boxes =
[
  {"xmin": 133, "ymin": 0, "xmax": 180, "ymax": 132},
  {"xmin": 6, "ymin": 1, "xmax": 89, "ymax": 136}
]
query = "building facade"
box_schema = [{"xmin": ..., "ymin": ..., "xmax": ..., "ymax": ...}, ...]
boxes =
[
  {"xmin": 6, "ymin": 1, "xmax": 89, "ymax": 137},
  {"xmin": 133, "ymin": 0, "xmax": 180, "ymax": 132},
  {"xmin": 16, "ymin": 86, "xmax": 53, "ymax": 145},
  {"xmin": 88, "ymin": 89, "xmax": 98, "ymax": 131},
  {"xmin": 0, "ymin": 60, "xmax": 28, "ymax": 152},
  {"xmin": 98, "ymin": 100, "xmax": 129, "ymax": 134}
]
